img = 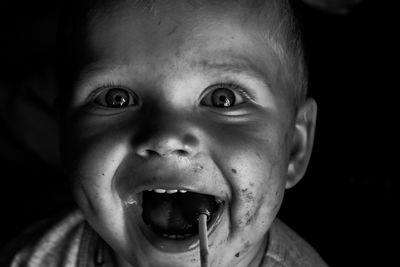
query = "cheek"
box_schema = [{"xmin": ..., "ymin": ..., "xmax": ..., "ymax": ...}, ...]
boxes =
[
  {"xmin": 66, "ymin": 135, "xmax": 128, "ymax": 182},
  {"xmin": 63, "ymin": 115, "xmax": 130, "ymax": 177},
  {"xmin": 209, "ymin": 121, "xmax": 289, "ymax": 233},
  {"xmin": 63, "ymin": 118, "xmax": 131, "ymax": 212},
  {"xmin": 210, "ymin": 120, "xmax": 289, "ymax": 188}
]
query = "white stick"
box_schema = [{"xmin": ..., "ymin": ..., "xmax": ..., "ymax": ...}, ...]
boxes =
[{"xmin": 198, "ymin": 213, "xmax": 209, "ymax": 267}]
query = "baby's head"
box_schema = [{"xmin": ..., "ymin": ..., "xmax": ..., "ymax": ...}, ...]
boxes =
[{"xmin": 58, "ymin": 0, "xmax": 316, "ymax": 266}]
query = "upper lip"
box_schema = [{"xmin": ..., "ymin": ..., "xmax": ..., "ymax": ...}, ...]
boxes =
[
  {"xmin": 113, "ymin": 154, "xmax": 231, "ymax": 207},
  {"xmin": 115, "ymin": 162, "xmax": 228, "ymax": 204}
]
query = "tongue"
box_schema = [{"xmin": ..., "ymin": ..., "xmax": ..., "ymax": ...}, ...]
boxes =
[{"xmin": 142, "ymin": 191, "xmax": 218, "ymax": 235}]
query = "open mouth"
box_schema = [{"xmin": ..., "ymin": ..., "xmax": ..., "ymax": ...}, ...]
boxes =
[{"xmin": 141, "ymin": 189, "xmax": 224, "ymax": 241}]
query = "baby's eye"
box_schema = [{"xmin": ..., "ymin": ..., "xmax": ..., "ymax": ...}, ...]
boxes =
[
  {"xmin": 94, "ymin": 88, "xmax": 137, "ymax": 108},
  {"xmin": 201, "ymin": 85, "xmax": 244, "ymax": 108}
]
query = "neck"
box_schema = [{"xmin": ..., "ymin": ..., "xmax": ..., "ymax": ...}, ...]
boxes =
[{"xmin": 242, "ymin": 234, "xmax": 269, "ymax": 267}]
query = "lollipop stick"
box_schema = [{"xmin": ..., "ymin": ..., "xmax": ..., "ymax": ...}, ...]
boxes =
[{"xmin": 198, "ymin": 213, "xmax": 209, "ymax": 267}]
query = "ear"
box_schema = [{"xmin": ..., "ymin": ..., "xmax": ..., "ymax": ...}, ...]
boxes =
[{"xmin": 286, "ymin": 98, "xmax": 317, "ymax": 189}]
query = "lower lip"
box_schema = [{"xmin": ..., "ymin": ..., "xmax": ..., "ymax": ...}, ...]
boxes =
[{"xmin": 125, "ymin": 194, "xmax": 225, "ymax": 253}]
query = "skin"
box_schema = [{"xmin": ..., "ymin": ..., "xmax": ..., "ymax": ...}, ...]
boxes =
[{"xmin": 61, "ymin": 1, "xmax": 317, "ymax": 266}]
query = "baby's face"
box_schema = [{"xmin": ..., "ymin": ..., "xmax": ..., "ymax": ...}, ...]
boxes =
[{"xmin": 62, "ymin": 1, "xmax": 310, "ymax": 266}]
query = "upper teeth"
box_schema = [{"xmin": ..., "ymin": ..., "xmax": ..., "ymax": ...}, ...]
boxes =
[{"xmin": 149, "ymin": 189, "xmax": 187, "ymax": 194}]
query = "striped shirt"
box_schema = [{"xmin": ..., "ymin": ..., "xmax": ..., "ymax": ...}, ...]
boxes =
[{"xmin": 1, "ymin": 210, "xmax": 328, "ymax": 267}]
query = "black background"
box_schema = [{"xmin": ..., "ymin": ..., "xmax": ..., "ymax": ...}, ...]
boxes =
[{"xmin": 0, "ymin": 0, "xmax": 396, "ymax": 266}]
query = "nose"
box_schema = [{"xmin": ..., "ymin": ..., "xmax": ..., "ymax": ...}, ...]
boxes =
[
  {"xmin": 134, "ymin": 117, "xmax": 202, "ymax": 159},
  {"xmin": 136, "ymin": 133, "xmax": 199, "ymax": 158}
]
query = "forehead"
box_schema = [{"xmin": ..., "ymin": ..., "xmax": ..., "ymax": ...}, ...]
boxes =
[{"xmin": 83, "ymin": 0, "xmax": 286, "ymax": 76}]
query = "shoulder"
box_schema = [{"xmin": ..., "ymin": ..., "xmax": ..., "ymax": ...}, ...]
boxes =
[
  {"xmin": 261, "ymin": 219, "xmax": 329, "ymax": 267},
  {"xmin": 0, "ymin": 210, "xmax": 86, "ymax": 267}
]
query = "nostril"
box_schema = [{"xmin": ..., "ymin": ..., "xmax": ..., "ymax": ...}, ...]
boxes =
[
  {"xmin": 136, "ymin": 149, "xmax": 160, "ymax": 157},
  {"xmin": 136, "ymin": 148, "xmax": 189, "ymax": 158},
  {"xmin": 175, "ymin": 149, "xmax": 189, "ymax": 156}
]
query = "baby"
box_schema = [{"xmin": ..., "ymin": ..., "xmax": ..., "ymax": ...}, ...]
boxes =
[{"xmin": 3, "ymin": 0, "xmax": 328, "ymax": 266}]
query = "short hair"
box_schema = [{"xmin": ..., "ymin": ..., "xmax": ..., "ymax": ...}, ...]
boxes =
[
  {"xmin": 241, "ymin": 0, "xmax": 308, "ymax": 109},
  {"xmin": 57, "ymin": 0, "xmax": 308, "ymax": 110}
]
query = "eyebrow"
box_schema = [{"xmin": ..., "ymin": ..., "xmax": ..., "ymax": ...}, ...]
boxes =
[
  {"xmin": 79, "ymin": 63, "xmax": 129, "ymax": 78},
  {"xmin": 75, "ymin": 63, "xmax": 130, "ymax": 88},
  {"xmin": 191, "ymin": 56, "xmax": 274, "ymax": 91}
]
